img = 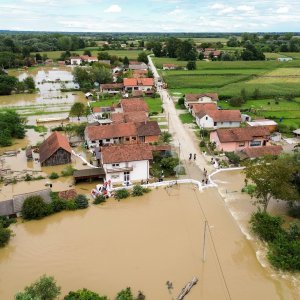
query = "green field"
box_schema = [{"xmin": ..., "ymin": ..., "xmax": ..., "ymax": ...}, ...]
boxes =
[
  {"xmin": 179, "ymin": 112, "xmax": 195, "ymax": 124},
  {"xmin": 33, "ymin": 49, "xmax": 148, "ymax": 60},
  {"xmin": 219, "ymin": 98, "xmax": 300, "ymax": 127}
]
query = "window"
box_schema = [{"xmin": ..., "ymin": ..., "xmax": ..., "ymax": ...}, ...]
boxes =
[
  {"xmin": 112, "ymin": 163, "xmax": 120, "ymax": 167},
  {"xmin": 214, "ymin": 122, "xmax": 217, "ymax": 126},
  {"xmin": 206, "ymin": 116, "xmax": 208, "ymax": 120},
  {"xmin": 229, "ymin": 121, "xmax": 232, "ymax": 125},
  {"xmin": 250, "ymin": 140, "xmax": 262, "ymax": 147},
  {"xmin": 239, "ymin": 142, "xmax": 245, "ymax": 147},
  {"xmin": 132, "ymin": 137, "xmax": 136, "ymax": 140},
  {"xmin": 106, "ymin": 139, "xmax": 110, "ymax": 142},
  {"xmin": 125, "ymin": 137, "xmax": 130, "ymax": 141}
]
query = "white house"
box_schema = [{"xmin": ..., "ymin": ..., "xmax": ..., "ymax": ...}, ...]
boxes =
[
  {"xmin": 100, "ymin": 144, "xmax": 153, "ymax": 184},
  {"xmin": 184, "ymin": 93, "xmax": 219, "ymax": 109},
  {"xmin": 70, "ymin": 57, "xmax": 82, "ymax": 65},
  {"xmin": 196, "ymin": 110, "xmax": 242, "ymax": 129},
  {"xmin": 123, "ymin": 78, "xmax": 154, "ymax": 92},
  {"xmin": 277, "ymin": 57, "xmax": 293, "ymax": 62},
  {"xmin": 163, "ymin": 64, "xmax": 177, "ymax": 70}
]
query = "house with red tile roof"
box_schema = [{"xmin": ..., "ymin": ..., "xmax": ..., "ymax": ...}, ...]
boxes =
[
  {"xmin": 100, "ymin": 83, "xmax": 124, "ymax": 94},
  {"xmin": 85, "ymin": 123, "xmax": 138, "ymax": 148},
  {"xmin": 133, "ymin": 69, "xmax": 148, "ymax": 78},
  {"xmin": 120, "ymin": 98, "xmax": 149, "ymax": 114},
  {"xmin": 100, "ymin": 143, "xmax": 153, "ymax": 184},
  {"xmin": 70, "ymin": 57, "xmax": 82, "ymax": 65},
  {"xmin": 184, "ymin": 93, "xmax": 219, "ymax": 108},
  {"xmin": 85, "ymin": 120, "xmax": 161, "ymax": 148},
  {"xmin": 190, "ymin": 103, "xmax": 217, "ymax": 117},
  {"xmin": 39, "ymin": 131, "xmax": 72, "ymax": 166},
  {"xmin": 196, "ymin": 109, "xmax": 242, "ymax": 129},
  {"xmin": 123, "ymin": 78, "xmax": 154, "ymax": 92},
  {"xmin": 163, "ymin": 64, "xmax": 177, "ymax": 70},
  {"xmin": 241, "ymin": 145, "xmax": 283, "ymax": 159},
  {"xmin": 80, "ymin": 55, "xmax": 98, "ymax": 63},
  {"xmin": 210, "ymin": 126, "xmax": 271, "ymax": 152},
  {"xmin": 111, "ymin": 111, "xmax": 148, "ymax": 124}
]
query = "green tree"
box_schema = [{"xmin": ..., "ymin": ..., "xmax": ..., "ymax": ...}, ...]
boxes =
[
  {"xmin": 97, "ymin": 52, "xmax": 110, "ymax": 60},
  {"xmin": 240, "ymin": 88, "xmax": 247, "ymax": 103},
  {"xmin": 243, "ymin": 156, "xmax": 300, "ymax": 211},
  {"xmin": 116, "ymin": 287, "xmax": 134, "ymax": 300},
  {"xmin": 23, "ymin": 76, "xmax": 36, "ymax": 91},
  {"xmin": 91, "ymin": 65, "xmax": 112, "ymax": 84},
  {"xmin": 69, "ymin": 102, "xmax": 86, "ymax": 120},
  {"xmin": 0, "ymin": 74, "xmax": 18, "ymax": 95},
  {"xmin": 159, "ymin": 131, "xmax": 172, "ymax": 144},
  {"xmin": 137, "ymin": 52, "xmax": 148, "ymax": 64},
  {"xmin": 58, "ymin": 36, "xmax": 72, "ymax": 51},
  {"xmin": 123, "ymin": 56, "xmax": 129, "ymax": 66},
  {"xmin": 22, "ymin": 195, "xmax": 50, "ymax": 220},
  {"xmin": 252, "ymin": 88, "xmax": 260, "ymax": 100},
  {"xmin": 0, "ymin": 225, "xmax": 11, "ymax": 247},
  {"xmin": 227, "ymin": 36, "xmax": 240, "ymax": 47},
  {"xmin": 15, "ymin": 275, "xmax": 61, "ymax": 300},
  {"xmin": 186, "ymin": 61, "xmax": 196, "ymax": 70},
  {"xmin": 64, "ymin": 288, "xmax": 108, "ymax": 300},
  {"xmin": 83, "ymin": 50, "xmax": 92, "ymax": 56},
  {"xmin": 75, "ymin": 194, "xmax": 89, "ymax": 209}
]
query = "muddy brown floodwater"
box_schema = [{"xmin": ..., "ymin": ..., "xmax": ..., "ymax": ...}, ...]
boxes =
[{"xmin": 0, "ymin": 183, "xmax": 298, "ymax": 299}]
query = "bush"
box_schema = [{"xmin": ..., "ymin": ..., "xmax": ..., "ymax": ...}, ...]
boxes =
[
  {"xmin": 49, "ymin": 172, "xmax": 59, "ymax": 179},
  {"xmin": 199, "ymin": 140, "xmax": 206, "ymax": 147},
  {"xmin": 250, "ymin": 211, "xmax": 284, "ymax": 242},
  {"xmin": 61, "ymin": 165, "xmax": 76, "ymax": 177},
  {"xmin": 132, "ymin": 185, "xmax": 144, "ymax": 197},
  {"xmin": 93, "ymin": 195, "xmax": 106, "ymax": 205},
  {"xmin": 75, "ymin": 194, "xmax": 89, "ymax": 209},
  {"xmin": 177, "ymin": 97, "xmax": 184, "ymax": 108},
  {"xmin": 64, "ymin": 288, "xmax": 108, "ymax": 300},
  {"xmin": 115, "ymin": 189, "xmax": 130, "ymax": 200},
  {"xmin": 0, "ymin": 216, "xmax": 16, "ymax": 228},
  {"xmin": 22, "ymin": 195, "xmax": 50, "ymax": 220},
  {"xmin": 241, "ymin": 184, "xmax": 256, "ymax": 195},
  {"xmin": 50, "ymin": 198, "xmax": 67, "ymax": 213},
  {"xmin": 65, "ymin": 200, "xmax": 77, "ymax": 211},
  {"xmin": 288, "ymin": 205, "xmax": 300, "ymax": 219},
  {"xmin": 225, "ymin": 152, "xmax": 240, "ymax": 165},
  {"xmin": 0, "ymin": 226, "xmax": 12, "ymax": 247}
]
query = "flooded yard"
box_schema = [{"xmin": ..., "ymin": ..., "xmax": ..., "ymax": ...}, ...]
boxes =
[{"xmin": 0, "ymin": 184, "xmax": 298, "ymax": 299}]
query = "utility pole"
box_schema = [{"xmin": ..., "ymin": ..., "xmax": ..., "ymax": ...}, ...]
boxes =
[
  {"xmin": 168, "ymin": 112, "xmax": 170, "ymax": 131},
  {"xmin": 202, "ymin": 220, "xmax": 208, "ymax": 262}
]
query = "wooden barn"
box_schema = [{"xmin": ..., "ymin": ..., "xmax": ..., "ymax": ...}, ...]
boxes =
[{"xmin": 39, "ymin": 131, "xmax": 72, "ymax": 167}]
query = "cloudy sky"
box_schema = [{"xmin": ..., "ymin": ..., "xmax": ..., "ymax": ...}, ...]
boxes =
[{"xmin": 0, "ymin": 0, "xmax": 299, "ymax": 32}]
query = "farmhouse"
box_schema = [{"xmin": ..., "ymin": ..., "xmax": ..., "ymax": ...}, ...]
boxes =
[
  {"xmin": 111, "ymin": 111, "xmax": 148, "ymax": 124},
  {"xmin": 120, "ymin": 98, "xmax": 149, "ymax": 114},
  {"xmin": 81, "ymin": 55, "xmax": 98, "ymax": 63},
  {"xmin": 136, "ymin": 121, "xmax": 161, "ymax": 143},
  {"xmin": 190, "ymin": 103, "xmax": 217, "ymax": 117},
  {"xmin": 246, "ymin": 119, "xmax": 278, "ymax": 133},
  {"xmin": 185, "ymin": 93, "xmax": 219, "ymax": 108},
  {"xmin": 196, "ymin": 110, "xmax": 242, "ymax": 129},
  {"xmin": 203, "ymin": 48, "xmax": 222, "ymax": 59},
  {"xmin": 92, "ymin": 106, "xmax": 115, "ymax": 119},
  {"xmin": 85, "ymin": 123, "xmax": 137, "ymax": 148},
  {"xmin": 241, "ymin": 145, "xmax": 283, "ymax": 159},
  {"xmin": 210, "ymin": 126, "xmax": 270, "ymax": 152},
  {"xmin": 128, "ymin": 61, "xmax": 148, "ymax": 70},
  {"xmin": 277, "ymin": 57, "xmax": 293, "ymax": 62},
  {"xmin": 39, "ymin": 131, "xmax": 72, "ymax": 166},
  {"xmin": 123, "ymin": 78, "xmax": 154, "ymax": 92},
  {"xmin": 100, "ymin": 83, "xmax": 124, "ymax": 94},
  {"xmin": 100, "ymin": 143, "xmax": 153, "ymax": 184},
  {"xmin": 163, "ymin": 64, "xmax": 177, "ymax": 70},
  {"xmin": 70, "ymin": 57, "xmax": 82, "ymax": 65}
]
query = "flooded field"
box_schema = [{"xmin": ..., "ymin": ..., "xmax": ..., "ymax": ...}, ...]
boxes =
[
  {"xmin": 0, "ymin": 184, "xmax": 298, "ymax": 299},
  {"xmin": 1, "ymin": 66, "xmax": 86, "ymax": 119}
]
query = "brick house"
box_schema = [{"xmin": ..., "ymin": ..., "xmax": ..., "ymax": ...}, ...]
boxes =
[
  {"xmin": 136, "ymin": 121, "xmax": 161, "ymax": 143},
  {"xmin": 184, "ymin": 93, "xmax": 219, "ymax": 109},
  {"xmin": 123, "ymin": 78, "xmax": 154, "ymax": 92}
]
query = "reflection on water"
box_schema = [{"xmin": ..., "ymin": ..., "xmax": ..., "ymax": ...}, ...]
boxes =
[{"xmin": 0, "ymin": 185, "xmax": 298, "ymax": 299}]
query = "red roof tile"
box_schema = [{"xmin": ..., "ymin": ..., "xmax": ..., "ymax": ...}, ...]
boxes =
[
  {"xmin": 101, "ymin": 143, "xmax": 153, "ymax": 164},
  {"xmin": 39, "ymin": 132, "xmax": 71, "ymax": 163},
  {"xmin": 121, "ymin": 99, "xmax": 149, "ymax": 113},
  {"xmin": 192, "ymin": 103, "xmax": 217, "ymax": 115},
  {"xmin": 243, "ymin": 145, "xmax": 283, "ymax": 158},
  {"xmin": 186, "ymin": 93, "xmax": 219, "ymax": 102},
  {"xmin": 123, "ymin": 78, "xmax": 154, "ymax": 87},
  {"xmin": 205, "ymin": 110, "xmax": 241, "ymax": 122},
  {"xmin": 216, "ymin": 127, "xmax": 270, "ymax": 143},
  {"xmin": 136, "ymin": 121, "xmax": 161, "ymax": 137},
  {"xmin": 86, "ymin": 123, "xmax": 137, "ymax": 140}
]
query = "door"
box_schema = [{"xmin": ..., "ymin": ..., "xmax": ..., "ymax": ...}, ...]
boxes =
[{"xmin": 124, "ymin": 172, "xmax": 130, "ymax": 183}]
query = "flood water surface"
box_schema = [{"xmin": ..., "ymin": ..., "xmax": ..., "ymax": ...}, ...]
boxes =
[{"xmin": 0, "ymin": 184, "xmax": 298, "ymax": 299}]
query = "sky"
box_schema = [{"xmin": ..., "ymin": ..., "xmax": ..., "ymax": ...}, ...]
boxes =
[{"xmin": 0, "ymin": 0, "xmax": 299, "ymax": 32}]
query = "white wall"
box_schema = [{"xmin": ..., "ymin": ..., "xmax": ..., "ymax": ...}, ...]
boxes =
[
  {"xmin": 104, "ymin": 160, "xmax": 149, "ymax": 184},
  {"xmin": 196, "ymin": 115, "xmax": 241, "ymax": 129}
]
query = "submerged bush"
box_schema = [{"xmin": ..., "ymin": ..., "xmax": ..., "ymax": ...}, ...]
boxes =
[
  {"xmin": 0, "ymin": 226, "xmax": 12, "ymax": 247},
  {"xmin": 75, "ymin": 194, "xmax": 89, "ymax": 209},
  {"xmin": 115, "ymin": 189, "xmax": 130, "ymax": 200},
  {"xmin": 132, "ymin": 185, "xmax": 151, "ymax": 197},
  {"xmin": 93, "ymin": 195, "xmax": 106, "ymax": 205},
  {"xmin": 22, "ymin": 195, "xmax": 50, "ymax": 220},
  {"xmin": 49, "ymin": 172, "xmax": 59, "ymax": 179}
]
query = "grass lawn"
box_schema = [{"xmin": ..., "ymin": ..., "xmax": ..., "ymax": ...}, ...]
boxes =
[
  {"xmin": 32, "ymin": 49, "xmax": 149, "ymax": 61},
  {"xmin": 144, "ymin": 97, "xmax": 162, "ymax": 113},
  {"xmin": 179, "ymin": 112, "xmax": 195, "ymax": 124},
  {"xmin": 90, "ymin": 99, "xmax": 119, "ymax": 107},
  {"xmin": 218, "ymin": 98, "xmax": 300, "ymax": 127}
]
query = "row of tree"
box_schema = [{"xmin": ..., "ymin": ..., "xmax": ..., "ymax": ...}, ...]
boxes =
[{"xmin": 15, "ymin": 275, "xmax": 145, "ymax": 300}]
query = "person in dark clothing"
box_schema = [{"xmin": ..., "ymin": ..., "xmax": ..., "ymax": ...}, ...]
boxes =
[
  {"xmin": 194, "ymin": 153, "xmax": 196, "ymax": 160},
  {"xmin": 189, "ymin": 153, "xmax": 192, "ymax": 160}
]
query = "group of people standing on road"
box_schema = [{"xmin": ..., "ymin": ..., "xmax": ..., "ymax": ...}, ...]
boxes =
[
  {"xmin": 189, "ymin": 153, "xmax": 196, "ymax": 161},
  {"xmin": 202, "ymin": 168, "xmax": 209, "ymax": 185}
]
